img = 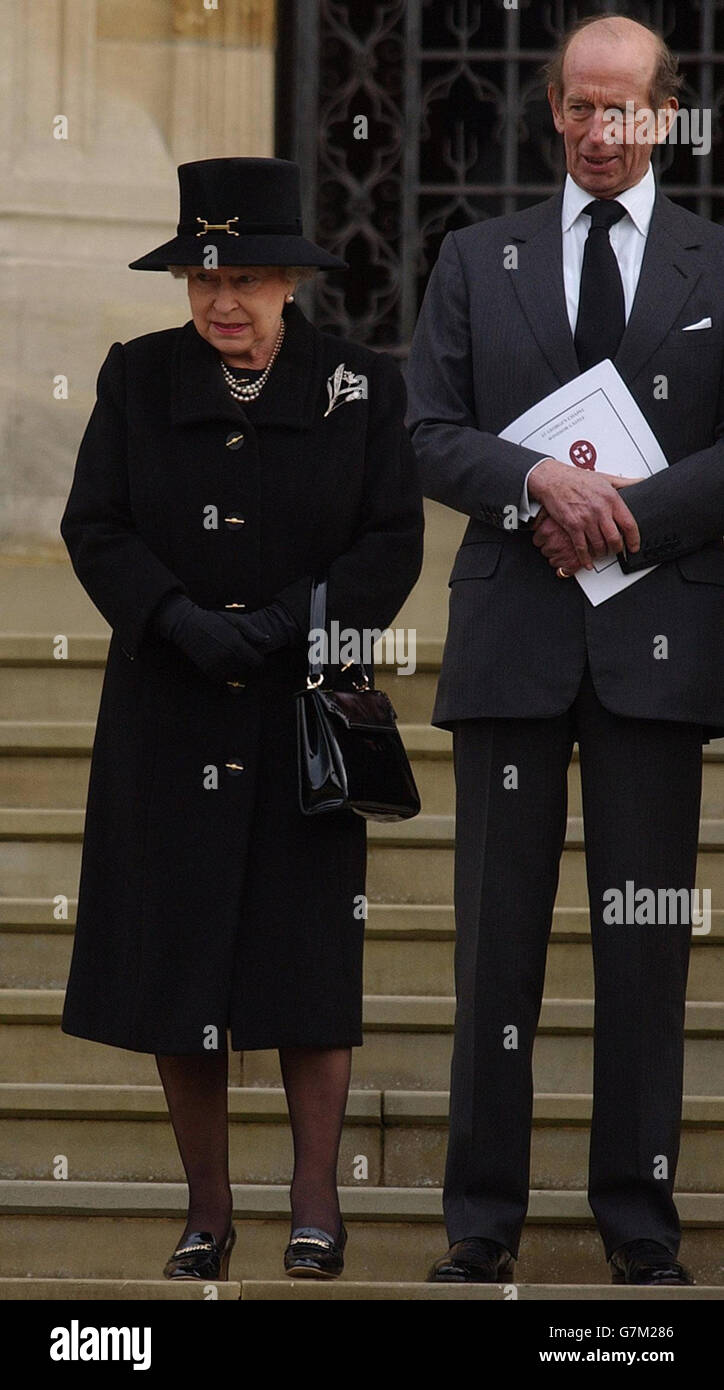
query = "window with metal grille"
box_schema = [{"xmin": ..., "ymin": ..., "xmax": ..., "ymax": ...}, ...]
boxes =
[{"xmin": 278, "ymin": 1, "xmax": 724, "ymax": 351}]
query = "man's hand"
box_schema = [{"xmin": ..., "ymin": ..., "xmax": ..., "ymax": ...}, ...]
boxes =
[
  {"xmin": 527, "ymin": 458, "xmax": 642, "ymax": 569},
  {"xmin": 531, "ymin": 512, "xmax": 582, "ymax": 573}
]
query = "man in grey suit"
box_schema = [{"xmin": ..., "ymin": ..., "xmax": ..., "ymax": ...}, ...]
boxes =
[{"xmin": 405, "ymin": 13, "xmax": 724, "ymax": 1285}]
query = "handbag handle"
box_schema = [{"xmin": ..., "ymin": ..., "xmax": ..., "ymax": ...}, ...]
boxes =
[{"xmin": 306, "ymin": 576, "xmax": 371, "ymax": 690}]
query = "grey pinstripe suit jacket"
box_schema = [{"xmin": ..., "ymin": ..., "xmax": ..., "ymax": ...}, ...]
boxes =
[{"xmin": 405, "ymin": 186, "xmax": 724, "ymax": 734}]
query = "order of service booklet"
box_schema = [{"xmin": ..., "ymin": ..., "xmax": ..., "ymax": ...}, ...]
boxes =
[{"xmin": 499, "ymin": 358, "xmax": 669, "ymax": 605}]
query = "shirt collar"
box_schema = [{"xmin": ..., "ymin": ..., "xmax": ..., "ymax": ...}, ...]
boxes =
[{"xmin": 561, "ymin": 162, "xmax": 656, "ymax": 235}]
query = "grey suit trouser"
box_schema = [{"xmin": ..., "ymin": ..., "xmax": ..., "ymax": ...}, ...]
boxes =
[{"xmin": 444, "ymin": 662, "xmax": 703, "ymax": 1261}]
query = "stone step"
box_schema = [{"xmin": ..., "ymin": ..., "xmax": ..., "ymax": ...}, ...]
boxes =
[
  {"xmin": 0, "ymin": 724, "xmax": 95, "ymax": 808},
  {"xmin": 0, "ymin": 1277, "xmax": 242, "ymax": 1300},
  {"xmin": 2, "ymin": 816, "xmax": 724, "ymax": 903},
  {"xmin": 380, "ymin": 1091, "xmax": 724, "ymax": 1192},
  {"xmin": 1, "ymin": 1181, "xmax": 721, "ymax": 1284},
  {"xmin": 0, "ymin": 1084, "xmax": 382, "ymax": 1186},
  {"xmin": 0, "ymin": 1277, "xmax": 718, "ymax": 1301},
  {"xmin": 411, "ymin": 755, "xmax": 724, "ymax": 820},
  {"xmin": 0, "ymin": 673, "xmax": 105, "ymax": 725},
  {"xmin": 367, "ymin": 830, "xmax": 724, "ymax": 905},
  {"xmin": 242, "ymin": 1280, "xmax": 719, "ymax": 1301},
  {"xmin": 1, "ymin": 1084, "xmax": 720, "ymax": 1191},
  {"xmin": 403, "ymin": 729, "xmax": 724, "ymax": 819},
  {"xmin": 0, "ymin": 802, "xmax": 490, "ymax": 846},
  {"xmin": 2, "ymin": 721, "xmax": 723, "ymax": 820},
  {"xmin": 0, "ymin": 636, "xmax": 444, "ymax": 725},
  {"xmin": 249, "ymin": 1037, "xmax": 721, "ymax": 1095},
  {"xmin": 2, "ymin": 631, "xmax": 724, "ymax": 764},
  {"xmin": 0, "ymin": 666, "xmax": 438, "ymax": 728},
  {"xmin": 364, "ymin": 931, "xmax": 723, "ymax": 1001},
  {"xmin": 2, "ymin": 899, "xmax": 722, "ymax": 995},
  {"xmin": 1, "ymin": 991, "xmax": 720, "ymax": 1091}
]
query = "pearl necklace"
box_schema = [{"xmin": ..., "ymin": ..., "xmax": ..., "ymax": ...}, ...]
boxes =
[{"xmin": 220, "ymin": 319, "xmax": 286, "ymax": 401}]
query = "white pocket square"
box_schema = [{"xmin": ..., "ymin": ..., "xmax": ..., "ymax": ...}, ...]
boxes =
[{"xmin": 682, "ymin": 317, "xmax": 712, "ymax": 331}]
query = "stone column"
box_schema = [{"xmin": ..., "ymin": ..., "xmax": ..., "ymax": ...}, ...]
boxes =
[
  {"xmin": 0, "ymin": 0, "xmax": 277, "ymax": 550},
  {"xmin": 171, "ymin": 0, "xmax": 276, "ymax": 161}
]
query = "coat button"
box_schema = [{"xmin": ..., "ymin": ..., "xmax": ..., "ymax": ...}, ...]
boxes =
[
  {"xmin": 225, "ymin": 760, "xmax": 245, "ymax": 774},
  {"xmin": 224, "ymin": 515, "xmax": 246, "ymax": 530},
  {"xmin": 225, "ymin": 431, "xmax": 245, "ymax": 449}
]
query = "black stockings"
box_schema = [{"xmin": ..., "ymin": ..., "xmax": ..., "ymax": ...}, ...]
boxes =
[
  {"xmin": 156, "ymin": 1044, "xmax": 351, "ymax": 1244},
  {"xmin": 156, "ymin": 1048, "xmax": 232, "ymax": 1246},
  {"xmin": 280, "ymin": 1045, "xmax": 351, "ymax": 1240}
]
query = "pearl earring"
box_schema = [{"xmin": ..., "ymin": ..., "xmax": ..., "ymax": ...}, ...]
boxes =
[{"xmin": 286, "ymin": 293, "xmax": 294, "ymax": 301}]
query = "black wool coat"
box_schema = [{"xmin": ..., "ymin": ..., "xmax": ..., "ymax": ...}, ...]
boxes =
[{"xmin": 59, "ymin": 300, "xmax": 424, "ymax": 1054}]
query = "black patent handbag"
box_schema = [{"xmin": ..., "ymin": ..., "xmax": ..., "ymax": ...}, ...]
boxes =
[{"xmin": 295, "ymin": 578, "xmax": 421, "ymax": 822}]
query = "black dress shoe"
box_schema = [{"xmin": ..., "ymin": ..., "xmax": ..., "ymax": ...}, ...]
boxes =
[
  {"xmin": 284, "ymin": 1224, "xmax": 347, "ymax": 1279},
  {"xmin": 610, "ymin": 1239, "xmax": 695, "ymax": 1286},
  {"xmin": 428, "ymin": 1237, "xmax": 515, "ymax": 1284},
  {"xmin": 163, "ymin": 1224, "xmax": 236, "ymax": 1281}
]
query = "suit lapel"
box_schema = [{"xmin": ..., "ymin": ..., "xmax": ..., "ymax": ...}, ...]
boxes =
[
  {"xmin": 614, "ymin": 191, "xmax": 703, "ymax": 382},
  {"xmin": 507, "ymin": 191, "xmax": 580, "ymax": 385},
  {"xmin": 507, "ymin": 186, "xmax": 704, "ymax": 388}
]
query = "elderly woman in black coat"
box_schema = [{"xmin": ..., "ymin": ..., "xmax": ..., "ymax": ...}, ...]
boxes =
[{"xmin": 59, "ymin": 158, "xmax": 424, "ymax": 1282}]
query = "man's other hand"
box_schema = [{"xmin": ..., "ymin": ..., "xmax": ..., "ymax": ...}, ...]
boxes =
[
  {"xmin": 531, "ymin": 511, "xmax": 582, "ymax": 573},
  {"xmin": 527, "ymin": 458, "xmax": 641, "ymax": 568}
]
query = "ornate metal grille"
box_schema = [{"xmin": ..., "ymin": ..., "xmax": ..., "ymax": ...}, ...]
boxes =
[{"xmin": 279, "ymin": 0, "xmax": 724, "ymax": 352}]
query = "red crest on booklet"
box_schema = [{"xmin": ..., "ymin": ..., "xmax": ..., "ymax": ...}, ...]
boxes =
[{"xmin": 569, "ymin": 439, "xmax": 597, "ymax": 469}]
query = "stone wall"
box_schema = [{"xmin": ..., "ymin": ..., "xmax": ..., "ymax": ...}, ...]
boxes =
[{"xmin": 0, "ymin": 0, "xmax": 276, "ymax": 550}]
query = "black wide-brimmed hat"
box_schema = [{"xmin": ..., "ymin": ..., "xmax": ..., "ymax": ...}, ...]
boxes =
[{"xmin": 128, "ymin": 157, "xmax": 348, "ymax": 271}]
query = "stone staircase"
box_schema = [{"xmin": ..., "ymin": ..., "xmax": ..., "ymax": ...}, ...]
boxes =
[{"xmin": 0, "ymin": 565, "xmax": 722, "ymax": 1300}]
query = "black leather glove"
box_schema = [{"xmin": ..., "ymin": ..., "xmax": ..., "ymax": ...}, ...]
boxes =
[
  {"xmin": 151, "ymin": 592, "xmax": 265, "ymax": 684},
  {"xmin": 218, "ymin": 599, "xmax": 305, "ymax": 654}
]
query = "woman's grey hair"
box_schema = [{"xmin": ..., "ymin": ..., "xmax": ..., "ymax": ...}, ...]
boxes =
[{"xmin": 168, "ymin": 264, "xmax": 319, "ymax": 285}]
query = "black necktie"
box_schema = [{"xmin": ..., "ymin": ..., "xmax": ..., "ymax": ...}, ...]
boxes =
[{"xmin": 574, "ymin": 199, "xmax": 627, "ymax": 372}]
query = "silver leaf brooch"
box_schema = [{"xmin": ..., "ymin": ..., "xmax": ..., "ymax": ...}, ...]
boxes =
[{"xmin": 323, "ymin": 362, "xmax": 368, "ymax": 417}]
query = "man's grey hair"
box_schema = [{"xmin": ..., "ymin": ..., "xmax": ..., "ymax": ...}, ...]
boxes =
[{"xmin": 542, "ymin": 13, "xmax": 683, "ymax": 110}]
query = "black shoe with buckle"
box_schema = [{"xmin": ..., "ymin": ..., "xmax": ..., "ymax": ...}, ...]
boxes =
[
  {"xmin": 163, "ymin": 1224, "xmax": 236, "ymax": 1281},
  {"xmin": 428, "ymin": 1237, "xmax": 516, "ymax": 1284},
  {"xmin": 284, "ymin": 1224, "xmax": 347, "ymax": 1279},
  {"xmin": 610, "ymin": 1239, "xmax": 695, "ymax": 1286}
]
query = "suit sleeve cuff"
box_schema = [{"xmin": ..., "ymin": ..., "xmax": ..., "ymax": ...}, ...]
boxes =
[
  {"xmin": 617, "ymin": 544, "xmax": 650, "ymax": 574},
  {"xmin": 518, "ymin": 458, "xmax": 551, "ymax": 523}
]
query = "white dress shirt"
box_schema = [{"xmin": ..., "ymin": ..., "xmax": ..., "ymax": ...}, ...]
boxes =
[{"xmin": 518, "ymin": 163, "xmax": 656, "ymax": 521}]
